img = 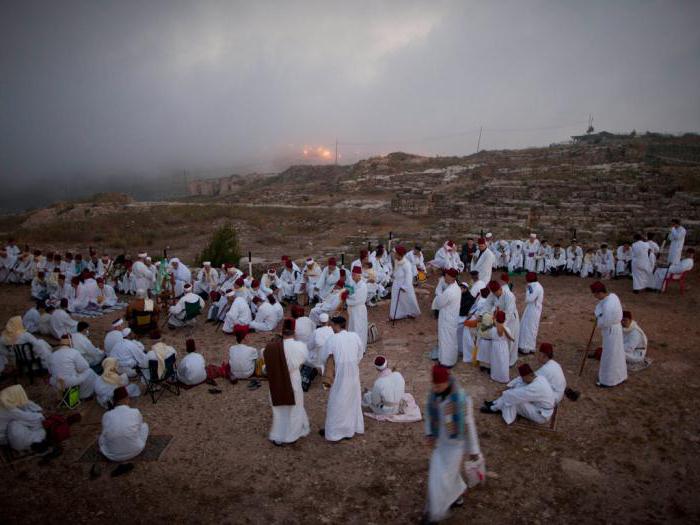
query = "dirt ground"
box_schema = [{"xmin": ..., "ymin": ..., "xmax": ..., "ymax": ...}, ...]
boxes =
[{"xmin": 1, "ymin": 268, "xmax": 699, "ymax": 525}]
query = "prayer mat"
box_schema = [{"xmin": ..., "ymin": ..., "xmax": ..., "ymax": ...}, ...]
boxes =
[
  {"xmin": 77, "ymin": 434, "xmax": 173, "ymax": 463},
  {"xmin": 73, "ymin": 303, "xmax": 127, "ymax": 319},
  {"xmin": 627, "ymin": 358, "xmax": 652, "ymax": 373},
  {"xmin": 512, "ymin": 404, "xmax": 559, "ymax": 433}
]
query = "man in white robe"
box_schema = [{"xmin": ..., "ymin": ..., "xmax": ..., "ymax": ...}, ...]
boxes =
[
  {"xmin": 621, "ymin": 310, "xmax": 648, "ymax": 366},
  {"xmin": 31, "ymin": 272, "xmax": 49, "ymax": 301},
  {"xmin": 168, "ymin": 258, "xmax": 191, "ymax": 297},
  {"xmin": 432, "ymin": 268, "xmax": 461, "ymax": 367},
  {"xmin": 596, "ymin": 244, "xmax": 615, "ymax": 279},
  {"xmin": 48, "ymin": 335, "xmax": 98, "ymax": 399},
  {"xmin": 95, "ymin": 277, "xmax": 118, "ymax": 308},
  {"xmin": 248, "ymin": 295, "xmax": 279, "ymax": 332},
  {"xmin": 49, "ymin": 299, "xmax": 78, "ymax": 339},
  {"xmin": 591, "ymin": 281, "xmax": 627, "ymax": 387},
  {"xmin": 470, "ymin": 238, "xmax": 495, "ymax": 284},
  {"xmin": 405, "ymin": 245, "xmax": 426, "ymax": 279},
  {"xmin": 389, "ymin": 246, "xmax": 421, "ymax": 320},
  {"xmin": 487, "ymin": 280, "xmax": 520, "ymax": 366},
  {"xmin": 309, "ymin": 280, "xmax": 345, "ymax": 325},
  {"xmin": 523, "ymin": 233, "xmax": 541, "ymax": 273},
  {"xmin": 22, "ymin": 301, "xmax": 43, "ymax": 334},
  {"xmin": 195, "ymin": 262, "xmax": 219, "ymax": 297},
  {"xmin": 301, "ymin": 257, "xmax": 323, "ymax": 303},
  {"xmin": 279, "ymin": 258, "xmax": 301, "ymax": 301},
  {"xmin": 104, "ymin": 319, "xmax": 128, "ymax": 355},
  {"xmin": 508, "ymin": 240, "xmax": 524, "ymax": 272},
  {"xmin": 534, "ymin": 343, "xmax": 566, "ymax": 404},
  {"xmin": 424, "ymin": 365, "xmax": 480, "ymax": 522},
  {"xmin": 111, "ymin": 329, "xmax": 147, "ymax": 377},
  {"xmin": 315, "ymin": 257, "xmax": 341, "ymax": 301},
  {"xmin": 132, "ymin": 253, "xmax": 154, "ymax": 294},
  {"xmin": 310, "ymin": 313, "xmax": 333, "ymax": 369},
  {"xmin": 265, "ymin": 319, "xmax": 310, "ymax": 446},
  {"xmin": 228, "ymin": 325, "xmax": 260, "ymax": 380},
  {"xmin": 346, "ymin": 266, "xmax": 368, "ymax": 352},
  {"xmin": 72, "ymin": 322, "xmax": 105, "ymax": 367},
  {"xmin": 319, "ymin": 316, "xmax": 364, "ymax": 442},
  {"xmin": 291, "ymin": 305, "xmax": 315, "ymax": 352},
  {"xmin": 667, "ymin": 219, "xmax": 687, "ymax": 265},
  {"xmin": 178, "ymin": 338, "xmax": 207, "ymax": 385},
  {"xmin": 630, "ymin": 233, "xmax": 653, "ymax": 292},
  {"xmin": 223, "ymin": 280, "xmax": 253, "ymax": 333},
  {"xmin": 518, "ymin": 272, "xmax": 544, "ymax": 355},
  {"xmin": 168, "ymin": 283, "xmax": 205, "ymax": 328},
  {"xmin": 615, "ymin": 243, "xmax": 632, "ymax": 276},
  {"xmin": 99, "ymin": 386, "xmax": 149, "ymax": 462},
  {"xmin": 481, "ymin": 363, "xmax": 555, "ymax": 424},
  {"xmin": 652, "ymin": 248, "xmax": 694, "ymax": 290},
  {"xmin": 429, "ymin": 240, "xmax": 464, "ymax": 272},
  {"xmin": 362, "ymin": 355, "xmax": 406, "ymax": 415}
]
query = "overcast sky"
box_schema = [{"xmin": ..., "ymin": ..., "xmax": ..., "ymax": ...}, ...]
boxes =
[{"xmin": 2, "ymin": 0, "xmax": 699, "ymax": 183}]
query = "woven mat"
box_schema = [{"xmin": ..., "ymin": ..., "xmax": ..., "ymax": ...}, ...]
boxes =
[
  {"xmin": 74, "ymin": 303, "xmax": 127, "ymax": 319},
  {"xmin": 628, "ymin": 358, "xmax": 652, "ymax": 373},
  {"xmin": 77, "ymin": 434, "xmax": 172, "ymax": 463}
]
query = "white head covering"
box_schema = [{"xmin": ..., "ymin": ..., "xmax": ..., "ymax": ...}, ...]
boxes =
[{"xmin": 319, "ymin": 313, "xmax": 329, "ymax": 323}]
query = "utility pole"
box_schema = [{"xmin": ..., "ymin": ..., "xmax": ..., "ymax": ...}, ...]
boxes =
[
  {"xmin": 335, "ymin": 138, "xmax": 339, "ymax": 165},
  {"xmin": 476, "ymin": 126, "xmax": 483, "ymax": 153}
]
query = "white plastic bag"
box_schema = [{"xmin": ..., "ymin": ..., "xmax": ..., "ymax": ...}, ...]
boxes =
[{"xmin": 464, "ymin": 453, "xmax": 486, "ymax": 488}]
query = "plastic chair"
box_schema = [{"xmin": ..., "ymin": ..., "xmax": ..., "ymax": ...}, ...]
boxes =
[{"xmin": 663, "ymin": 271, "xmax": 689, "ymax": 295}]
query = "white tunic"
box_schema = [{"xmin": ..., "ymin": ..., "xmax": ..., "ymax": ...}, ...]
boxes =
[
  {"xmin": 131, "ymin": 261, "xmax": 154, "ymax": 293},
  {"xmin": 346, "ymin": 279, "xmax": 368, "ymax": 352},
  {"xmin": 22, "ymin": 308, "xmax": 40, "ymax": 333},
  {"xmin": 470, "ymin": 248, "xmax": 495, "ymax": 284},
  {"xmin": 319, "ymin": 330, "xmax": 364, "ymax": 441},
  {"xmin": 229, "ymin": 343, "xmax": 259, "ymax": 379},
  {"xmin": 518, "ymin": 281, "xmax": 544, "ymax": 352},
  {"xmin": 71, "ymin": 331, "xmax": 105, "ymax": 366},
  {"xmin": 294, "ymin": 316, "xmax": 315, "ymax": 352},
  {"xmin": 630, "ymin": 240, "xmax": 653, "ymax": 291},
  {"xmin": 99, "ymin": 405, "xmax": 149, "ymax": 462},
  {"xmin": 248, "ymin": 301, "xmax": 278, "ymax": 332},
  {"xmin": 223, "ymin": 296, "xmax": 252, "ymax": 332},
  {"xmin": 362, "ymin": 369, "xmax": 405, "ymax": 415},
  {"xmin": 0, "ymin": 403, "xmax": 45, "ymax": 451},
  {"xmin": 536, "ymin": 359, "xmax": 567, "ymax": 403},
  {"xmin": 49, "ymin": 309, "xmax": 78, "ymax": 339},
  {"xmin": 489, "ymin": 326, "xmax": 511, "ymax": 383},
  {"xmin": 668, "ymin": 225, "xmax": 686, "ymax": 265},
  {"xmin": 623, "ymin": 322, "xmax": 648, "ymax": 364},
  {"xmin": 492, "ymin": 375, "xmax": 555, "ymax": 424},
  {"xmin": 178, "ymin": 352, "xmax": 207, "ymax": 385},
  {"xmin": 269, "ymin": 339, "xmax": 310, "ymax": 444},
  {"xmin": 310, "ymin": 326, "xmax": 334, "ymax": 368},
  {"xmin": 94, "ymin": 374, "xmax": 139, "ymax": 408},
  {"xmin": 523, "ymin": 240, "xmax": 540, "ymax": 272},
  {"xmin": 431, "ymin": 281, "xmax": 461, "ymax": 367},
  {"xmin": 48, "ymin": 346, "xmax": 97, "ymax": 397},
  {"xmin": 389, "ymin": 258, "xmax": 420, "ymax": 320},
  {"xmin": 595, "ymin": 293, "xmax": 628, "ymax": 387}
]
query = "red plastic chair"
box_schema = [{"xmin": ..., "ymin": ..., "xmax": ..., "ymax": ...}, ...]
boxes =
[{"xmin": 663, "ymin": 271, "xmax": 689, "ymax": 295}]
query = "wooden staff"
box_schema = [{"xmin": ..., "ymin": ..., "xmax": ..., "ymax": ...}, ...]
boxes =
[
  {"xmin": 578, "ymin": 319, "xmax": 597, "ymax": 377},
  {"xmin": 248, "ymin": 251, "xmax": 253, "ymax": 277}
]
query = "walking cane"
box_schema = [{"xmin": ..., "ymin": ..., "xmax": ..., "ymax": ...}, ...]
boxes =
[
  {"xmin": 391, "ymin": 287, "xmax": 402, "ymax": 326},
  {"xmin": 248, "ymin": 251, "xmax": 253, "ymax": 277},
  {"xmin": 578, "ymin": 320, "xmax": 597, "ymax": 377}
]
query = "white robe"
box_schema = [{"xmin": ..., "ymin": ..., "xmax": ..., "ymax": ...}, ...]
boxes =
[
  {"xmin": 523, "ymin": 240, "xmax": 540, "ymax": 272},
  {"xmin": 49, "ymin": 309, "xmax": 78, "ymax": 339},
  {"xmin": 431, "ymin": 281, "xmax": 461, "ymax": 367},
  {"xmin": 362, "ymin": 369, "xmax": 405, "ymax": 415},
  {"xmin": 405, "ymin": 251, "xmax": 425, "ymax": 277},
  {"xmin": 470, "ymin": 248, "xmax": 495, "ymax": 284},
  {"xmin": 111, "ymin": 339, "xmax": 147, "ymax": 377},
  {"xmin": 316, "ymin": 267, "xmax": 341, "ymax": 300},
  {"xmin": 94, "ymin": 374, "xmax": 140, "ymax": 408},
  {"xmin": 518, "ymin": 281, "xmax": 544, "ymax": 353},
  {"xmin": 229, "ymin": 343, "xmax": 259, "ymax": 379},
  {"xmin": 495, "ymin": 287, "xmax": 520, "ymax": 366},
  {"xmin": 310, "ymin": 325, "xmax": 334, "ymax": 368},
  {"xmin": 616, "ymin": 246, "xmax": 632, "ymax": 275},
  {"xmin": 489, "ymin": 326, "xmax": 511, "ymax": 383},
  {"xmin": 309, "ymin": 291, "xmax": 342, "ymax": 325},
  {"xmin": 294, "ymin": 316, "xmax": 315, "ymax": 352},
  {"xmin": 319, "ymin": 330, "xmax": 364, "ymax": 441},
  {"xmin": 22, "ymin": 308, "xmax": 41, "ymax": 334},
  {"xmin": 492, "ymin": 375, "xmax": 555, "ymax": 424},
  {"xmin": 595, "ymin": 293, "xmax": 628, "ymax": 386},
  {"xmin": 269, "ymin": 339, "xmax": 310, "ymax": 444},
  {"xmin": 99, "ymin": 405, "xmax": 149, "ymax": 462},
  {"xmin": 346, "ymin": 279, "xmax": 368, "ymax": 352},
  {"xmin": 48, "ymin": 346, "xmax": 97, "ymax": 398},
  {"xmin": 249, "ymin": 301, "xmax": 278, "ymax": 332},
  {"xmin": 223, "ymin": 295, "xmax": 252, "ymax": 332},
  {"xmin": 623, "ymin": 322, "xmax": 648, "ymax": 364},
  {"xmin": 178, "ymin": 352, "xmax": 207, "ymax": 385},
  {"xmin": 536, "ymin": 360, "xmax": 566, "ymax": 404},
  {"xmin": 0, "ymin": 403, "xmax": 46, "ymax": 451},
  {"xmin": 389, "ymin": 258, "xmax": 420, "ymax": 320},
  {"xmin": 132, "ymin": 261, "xmax": 154, "ymax": 293},
  {"xmin": 668, "ymin": 226, "xmax": 686, "ymax": 265},
  {"xmin": 71, "ymin": 331, "xmax": 105, "ymax": 367},
  {"xmin": 631, "ymin": 240, "xmax": 653, "ymax": 291},
  {"xmin": 430, "ymin": 247, "xmax": 464, "ymax": 271}
]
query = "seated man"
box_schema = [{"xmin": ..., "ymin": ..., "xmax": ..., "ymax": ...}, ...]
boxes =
[
  {"xmin": 30, "ymin": 271, "xmax": 48, "ymax": 301},
  {"xmin": 0, "ymin": 385, "xmax": 47, "ymax": 453},
  {"xmin": 71, "ymin": 321, "xmax": 105, "ymax": 369},
  {"xmin": 126, "ymin": 289, "xmax": 160, "ymax": 336},
  {"xmin": 621, "ymin": 310, "xmax": 648, "ymax": 366},
  {"xmin": 94, "ymin": 277, "xmax": 118, "ymax": 308},
  {"xmin": 143, "ymin": 340, "xmax": 177, "ymax": 380},
  {"xmin": 362, "ymin": 356, "xmax": 405, "ymax": 415},
  {"xmin": 94, "ymin": 357, "xmax": 140, "ymax": 409},
  {"xmin": 49, "ymin": 299, "xmax": 78, "ymax": 340},
  {"xmin": 168, "ymin": 283, "xmax": 205, "ymax": 328},
  {"xmin": 111, "ymin": 329, "xmax": 147, "ymax": 377},
  {"xmin": 48, "ymin": 334, "xmax": 98, "ymax": 399},
  {"xmin": 1, "ymin": 315, "xmax": 53, "ymax": 372},
  {"xmin": 178, "ymin": 338, "xmax": 207, "ymax": 386},
  {"xmin": 481, "ymin": 363, "xmax": 555, "ymax": 425},
  {"xmin": 652, "ymin": 248, "xmax": 694, "ymax": 291},
  {"xmin": 99, "ymin": 386, "xmax": 149, "ymax": 462},
  {"xmin": 534, "ymin": 342, "xmax": 566, "ymax": 404},
  {"xmin": 228, "ymin": 325, "xmax": 261, "ymax": 380},
  {"xmin": 248, "ymin": 295, "xmax": 280, "ymax": 332},
  {"xmin": 223, "ymin": 279, "xmax": 253, "ymax": 333},
  {"xmin": 22, "ymin": 300, "xmax": 44, "ymax": 334},
  {"xmin": 309, "ymin": 280, "xmax": 346, "ymax": 325}
]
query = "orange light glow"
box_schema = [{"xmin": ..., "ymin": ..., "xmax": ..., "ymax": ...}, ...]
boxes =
[{"xmin": 302, "ymin": 145, "xmax": 333, "ymax": 161}]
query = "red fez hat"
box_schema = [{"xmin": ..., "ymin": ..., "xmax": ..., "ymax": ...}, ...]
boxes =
[
  {"xmin": 360, "ymin": 249, "xmax": 368, "ymax": 258},
  {"xmin": 282, "ymin": 318, "xmax": 296, "ymax": 333},
  {"xmin": 590, "ymin": 281, "xmax": 606, "ymax": 294},
  {"xmin": 432, "ymin": 364, "xmax": 450, "ymax": 384},
  {"xmin": 539, "ymin": 342, "xmax": 554, "ymax": 358},
  {"xmin": 328, "ymin": 257, "xmax": 337, "ymax": 266},
  {"xmin": 622, "ymin": 310, "xmax": 632, "ymax": 320},
  {"xmin": 58, "ymin": 273, "xmax": 65, "ymax": 279},
  {"xmin": 291, "ymin": 305, "xmax": 305, "ymax": 317},
  {"xmin": 446, "ymin": 240, "xmax": 455, "ymax": 248},
  {"xmin": 250, "ymin": 279, "xmax": 259, "ymax": 287},
  {"xmin": 374, "ymin": 355, "xmax": 387, "ymax": 369},
  {"xmin": 281, "ymin": 255, "xmax": 289, "ymax": 261},
  {"xmin": 445, "ymin": 268, "xmax": 458, "ymax": 278},
  {"xmin": 477, "ymin": 237, "xmax": 486, "ymax": 244},
  {"xmin": 242, "ymin": 272, "xmax": 248, "ymax": 279},
  {"xmin": 395, "ymin": 245, "xmax": 407, "ymax": 256},
  {"xmin": 210, "ymin": 290, "xmax": 221, "ymax": 302},
  {"xmin": 233, "ymin": 325, "xmax": 249, "ymax": 337},
  {"xmin": 234, "ymin": 277, "xmax": 245, "ymax": 287},
  {"xmin": 96, "ymin": 277, "xmax": 104, "ymax": 283},
  {"xmin": 60, "ymin": 298, "xmax": 69, "ymax": 308},
  {"xmin": 488, "ymin": 280, "xmax": 501, "ymax": 292},
  {"xmin": 525, "ymin": 272, "xmax": 537, "ymax": 282},
  {"xmin": 285, "ymin": 259, "xmax": 293, "ymax": 268},
  {"xmin": 480, "ymin": 287, "xmax": 490, "ymax": 298},
  {"xmin": 71, "ymin": 276, "xmax": 80, "ymax": 285},
  {"xmin": 518, "ymin": 364, "xmax": 534, "ymax": 378},
  {"xmin": 185, "ymin": 338, "xmax": 196, "ymax": 352},
  {"xmin": 352, "ymin": 265, "xmax": 362, "ymax": 274},
  {"xmin": 495, "ymin": 310, "xmax": 506, "ymax": 323},
  {"xmin": 113, "ymin": 386, "xmax": 129, "ymax": 403},
  {"xmin": 500, "ymin": 273, "xmax": 510, "ymax": 283}
]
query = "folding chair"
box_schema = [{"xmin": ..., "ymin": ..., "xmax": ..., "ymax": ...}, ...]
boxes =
[
  {"xmin": 184, "ymin": 301, "xmax": 202, "ymax": 323},
  {"xmin": 57, "ymin": 384, "xmax": 81, "ymax": 409},
  {"xmin": 12, "ymin": 343, "xmax": 42, "ymax": 385},
  {"xmin": 663, "ymin": 270, "xmax": 689, "ymax": 295},
  {"xmin": 137, "ymin": 354, "xmax": 180, "ymax": 404}
]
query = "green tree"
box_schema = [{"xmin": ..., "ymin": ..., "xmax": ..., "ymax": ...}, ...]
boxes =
[{"xmin": 198, "ymin": 224, "xmax": 241, "ymax": 267}]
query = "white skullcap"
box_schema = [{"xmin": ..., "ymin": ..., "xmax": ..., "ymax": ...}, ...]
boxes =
[
  {"xmin": 136, "ymin": 288, "xmax": 147, "ymax": 298},
  {"xmin": 138, "ymin": 253, "xmax": 147, "ymax": 258},
  {"xmin": 306, "ymin": 258, "xmax": 314, "ymax": 264},
  {"xmin": 112, "ymin": 319, "xmax": 124, "ymax": 328},
  {"xmin": 529, "ymin": 233, "xmax": 537, "ymax": 238},
  {"xmin": 374, "ymin": 355, "xmax": 388, "ymax": 370},
  {"xmin": 146, "ymin": 256, "xmax": 152, "ymax": 261},
  {"xmin": 203, "ymin": 261, "xmax": 211, "ymax": 266},
  {"xmin": 485, "ymin": 232, "xmax": 493, "ymax": 238},
  {"xmin": 319, "ymin": 313, "xmax": 329, "ymax": 323}
]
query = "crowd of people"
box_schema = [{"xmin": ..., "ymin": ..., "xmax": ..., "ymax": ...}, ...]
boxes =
[{"xmin": 0, "ymin": 219, "xmax": 694, "ymax": 523}]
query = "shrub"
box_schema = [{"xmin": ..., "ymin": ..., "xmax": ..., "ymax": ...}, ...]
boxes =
[{"xmin": 198, "ymin": 224, "xmax": 241, "ymax": 267}]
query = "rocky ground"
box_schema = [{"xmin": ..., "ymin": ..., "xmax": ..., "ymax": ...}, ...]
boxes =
[{"xmin": 1, "ymin": 268, "xmax": 699, "ymax": 524}]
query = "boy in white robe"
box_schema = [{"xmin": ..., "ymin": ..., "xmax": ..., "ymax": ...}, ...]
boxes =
[
  {"xmin": 621, "ymin": 311, "xmax": 648, "ymax": 366},
  {"xmin": 595, "ymin": 244, "xmax": 615, "ymax": 279},
  {"xmin": 616, "ymin": 243, "xmax": 632, "ymax": 276},
  {"xmin": 590, "ymin": 281, "xmax": 627, "ymax": 387},
  {"xmin": 431, "ymin": 268, "xmax": 461, "ymax": 367},
  {"xmin": 470, "ymin": 238, "xmax": 495, "ymax": 284},
  {"xmin": 310, "ymin": 313, "xmax": 333, "ymax": 369},
  {"xmin": 389, "ymin": 246, "xmax": 421, "ymax": 320},
  {"xmin": 48, "ymin": 335, "xmax": 97, "ymax": 399},
  {"xmin": 667, "ymin": 219, "xmax": 686, "ymax": 265},
  {"xmin": 228, "ymin": 325, "xmax": 260, "ymax": 380},
  {"xmin": 346, "ymin": 267, "xmax": 368, "ymax": 352},
  {"xmin": 481, "ymin": 363, "xmax": 555, "ymax": 424},
  {"xmin": 424, "ymin": 365, "xmax": 480, "ymax": 522},
  {"xmin": 362, "ymin": 356, "xmax": 405, "ymax": 415},
  {"xmin": 178, "ymin": 338, "xmax": 207, "ymax": 386},
  {"xmin": 71, "ymin": 322, "xmax": 105, "ymax": 368},
  {"xmin": 99, "ymin": 386, "xmax": 149, "ymax": 462},
  {"xmin": 318, "ymin": 316, "xmax": 364, "ymax": 442},
  {"xmin": 518, "ymin": 272, "xmax": 544, "ymax": 354},
  {"xmin": 489, "ymin": 311, "xmax": 513, "ymax": 383}
]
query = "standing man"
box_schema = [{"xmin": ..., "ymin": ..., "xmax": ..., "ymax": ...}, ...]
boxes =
[
  {"xmin": 518, "ymin": 272, "xmax": 544, "ymax": 355},
  {"xmin": 470, "ymin": 238, "xmax": 495, "ymax": 284},
  {"xmin": 431, "ymin": 268, "xmax": 461, "ymax": 367},
  {"xmin": 132, "ymin": 253, "xmax": 154, "ymax": 295},
  {"xmin": 389, "ymin": 246, "xmax": 421, "ymax": 321},
  {"xmin": 318, "ymin": 316, "xmax": 364, "ymax": 442},
  {"xmin": 630, "ymin": 233, "xmax": 653, "ymax": 293},
  {"xmin": 590, "ymin": 281, "xmax": 627, "ymax": 388},
  {"xmin": 667, "ymin": 219, "xmax": 687, "ymax": 265},
  {"xmin": 523, "ymin": 233, "xmax": 540, "ymax": 273},
  {"xmin": 346, "ymin": 266, "xmax": 368, "ymax": 352},
  {"xmin": 264, "ymin": 319, "xmax": 310, "ymax": 446},
  {"xmin": 424, "ymin": 365, "xmax": 480, "ymax": 523}
]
